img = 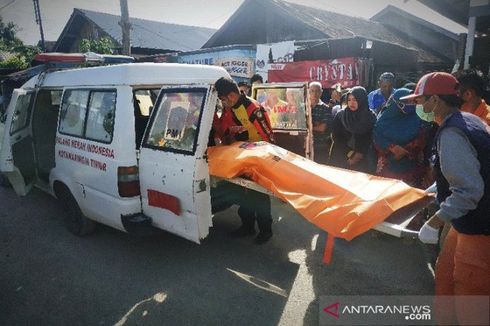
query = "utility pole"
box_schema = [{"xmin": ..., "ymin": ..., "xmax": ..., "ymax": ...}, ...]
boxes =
[
  {"xmin": 33, "ymin": 0, "xmax": 46, "ymax": 51},
  {"xmin": 119, "ymin": 0, "xmax": 131, "ymax": 55},
  {"xmin": 464, "ymin": 16, "xmax": 476, "ymax": 69}
]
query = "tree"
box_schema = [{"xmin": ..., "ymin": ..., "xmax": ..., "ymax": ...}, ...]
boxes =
[
  {"xmin": 79, "ymin": 37, "xmax": 115, "ymax": 54},
  {"xmin": 0, "ymin": 17, "xmax": 40, "ymax": 70}
]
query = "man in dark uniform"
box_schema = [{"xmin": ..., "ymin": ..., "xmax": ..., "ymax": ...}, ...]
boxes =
[{"xmin": 211, "ymin": 77, "xmax": 275, "ymax": 244}]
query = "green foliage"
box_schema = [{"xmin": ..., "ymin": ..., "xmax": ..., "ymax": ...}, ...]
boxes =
[
  {"xmin": 0, "ymin": 18, "xmax": 22, "ymax": 47},
  {"xmin": 0, "ymin": 17, "xmax": 40, "ymax": 70},
  {"xmin": 79, "ymin": 37, "xmax": 115, "ymax": 54},
  {"xmin": 0, "ymin": 55, "xmax": 28, "ymax": 70}
]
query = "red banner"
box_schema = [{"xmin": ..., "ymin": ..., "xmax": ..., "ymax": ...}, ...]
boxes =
[{"xmin": 268, "ymin": 57, "xmax": 360, "ymax": 88}]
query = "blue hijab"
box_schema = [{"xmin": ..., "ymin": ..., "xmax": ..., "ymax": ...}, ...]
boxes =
[{"xmin": 374, "ymin": 88, "xmax": 421, "ymax": 150}]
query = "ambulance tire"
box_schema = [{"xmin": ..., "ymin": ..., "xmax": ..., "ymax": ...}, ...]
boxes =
[
  {"xmin": 0, "ymin": 173, "xmax": 11, "ymax": 187},
  {"xmin": 58, "ymin": 186, "xmax": 96, "ymax": 236}
]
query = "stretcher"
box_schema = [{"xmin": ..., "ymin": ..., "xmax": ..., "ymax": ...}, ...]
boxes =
[
  {"xmin": 208, "ymin": 142, "xmax": 434, "ymax": 263},
  {"xmin": 211, "ymin": 175, "xmax": 423, "ymax": 238}
]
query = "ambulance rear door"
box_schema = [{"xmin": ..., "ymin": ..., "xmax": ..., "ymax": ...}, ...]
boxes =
[
  {"xmin": 252, "ymin": 82, "xmax": 312, "ymax": 159},
  {"xmin": 0, "ymin": 89, "xmax": 36, "ymax": 195},
  {"xmin": 138, "ymin": 85, "xmax": 215, "ymax": 243}
]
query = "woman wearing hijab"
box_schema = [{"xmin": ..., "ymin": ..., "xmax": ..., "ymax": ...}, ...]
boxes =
[
  {"xmin": 329, "ymin": 86, "xmax": 376, "ymax": 172},
  {"xmin": 373, "ymin": 88, "xmax": 427, "ymax": 188}
]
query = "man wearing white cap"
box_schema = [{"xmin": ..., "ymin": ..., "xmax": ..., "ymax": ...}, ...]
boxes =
[{"xmin": 401, "ymin": 72, "xmax": 490, "ymax": 325}]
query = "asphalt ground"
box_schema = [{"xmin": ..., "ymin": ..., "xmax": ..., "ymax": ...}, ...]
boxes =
[{"xmin": 0, "ymin": 183, "xmax": 436, "ymax": 326}]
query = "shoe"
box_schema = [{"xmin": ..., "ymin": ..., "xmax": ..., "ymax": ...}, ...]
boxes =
[
  {"xmin": 254, "ymin": 231, "xmax": 272, "ymax": 245},
  {"xmin": 229, "ymin": 226, "xmax": 256, "ymax": 238}
]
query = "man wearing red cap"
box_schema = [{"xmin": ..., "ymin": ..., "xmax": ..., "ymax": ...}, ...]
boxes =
[{"xmin": 401, "ymin": 72, "xmax": 490, "ymax": 325}]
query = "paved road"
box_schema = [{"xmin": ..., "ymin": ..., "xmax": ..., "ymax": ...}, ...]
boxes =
[{"xmin": 0, "ymin": 185, "xmax": 435, "ymax": 326}]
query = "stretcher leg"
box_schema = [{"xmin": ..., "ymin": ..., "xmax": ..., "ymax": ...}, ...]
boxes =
[{"xmin": 323, "ymin": 233, "xmax": 335, "ymax": 264}]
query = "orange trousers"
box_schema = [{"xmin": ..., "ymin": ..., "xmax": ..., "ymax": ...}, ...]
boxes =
[{"xmin": 434, "ymin": 227, "xmax": 490, "ymax": 325}]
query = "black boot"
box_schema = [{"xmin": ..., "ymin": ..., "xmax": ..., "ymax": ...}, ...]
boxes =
[{"xmin": 254, "ymin": 230, "xmax": 272, "ymax": 244}]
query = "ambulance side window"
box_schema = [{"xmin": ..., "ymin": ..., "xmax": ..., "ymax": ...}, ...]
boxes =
[
  {"xmin": 58, "ymin": 89, "xmax": 116, "ymax": 144},
  {"xmin": 59, "ymin": 90, "xmax": 89, "ymax": 137},
  {"xmin": 85, "ymin": 91, "xmax": 116, "ymax": 143},
  {"xmin": 144, "ymin": 89, "xmax": 206, "ymax": 154},
  {"xmin": 10, "ymin": 93, "xmax": 33, "ymax": 134}
]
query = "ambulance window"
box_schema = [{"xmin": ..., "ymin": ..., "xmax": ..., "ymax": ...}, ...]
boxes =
[
  {"xmin": 144, "ymin": 89, "xmax": 205, "ymax": 154},
  {"xmin": 85, "ymin": 91, "xmax": 116, "ymax": 143},
  {"xmin": 51, "ymin": 90, "xmax": 62, "ymax": 106},
  {"xmin": 59, "ymin": 90, "xmax": 89, "ymax": 137},
  {"xmin": 134, "ymin": 89, "xmax": 157, "ymax": 116},
  {"xmin": 257, "ymin": 87, "xmax": 307, "ymax": 130},
  {"xmin": 10, "ymin": 93, "xmax": 33, "ymax": 134}
]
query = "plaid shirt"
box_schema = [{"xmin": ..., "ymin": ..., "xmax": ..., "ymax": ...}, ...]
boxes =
[{"xmin": 312, "ymin": 101, "xmax": 334, "ymax": 144}]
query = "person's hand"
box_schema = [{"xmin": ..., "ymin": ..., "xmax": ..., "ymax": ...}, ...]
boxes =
[
  {"xmin": 222, "ymin": 135, "xmax": 234, "ymax": 145},
  {"xmin": 347, "ymin": 152, "xmax": 363, "ymax": 166},
  {"xmin": 389, "ymin": 145, "xmax": 409, "ymax": 160},
  {"xmin": 418, "ymin": 214, "xmax": 444, "ymax": 244},
  {"xmin": 418, "ymin": 223, "xmax": 439, "ymax": 244}
]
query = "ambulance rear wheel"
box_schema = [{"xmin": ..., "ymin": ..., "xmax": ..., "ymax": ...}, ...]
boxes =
[
  {"xmin": 59, "ymin": 188, "xmax": 96, "ymax": 236},
  {"xmin": 0, "ymin": 173, "xmax": 11, "ymax": 188}
]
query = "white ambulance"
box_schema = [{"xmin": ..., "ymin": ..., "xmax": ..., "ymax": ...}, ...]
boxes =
[
  {"xmin": 0, "ymin": 60, "xmax": 232, "ymax": 243},
  {"xmin": 0, "ymin": 57, "xmax": 420, "ymax": 244}
]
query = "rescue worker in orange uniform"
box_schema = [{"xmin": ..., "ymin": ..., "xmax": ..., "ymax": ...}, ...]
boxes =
[
  {"xmin": 401, "ymin": 72, "xmax": 490, "ymax": 325},
  {"xmin": 211, "ymin": 77, "xmax": 275, "ymax": 244},
  {"xmin": 455, "ymin": 69, "xmax": 490, "ymax": 125}
]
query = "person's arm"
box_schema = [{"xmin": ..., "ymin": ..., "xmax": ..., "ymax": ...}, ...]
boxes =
[
  {"xmin": 252, "ymin": 106, "xmax": 275, "ymax": 143},
  {"xmin": 367, "ymin": 91, "xmax": 375, "ymax": 110},
  {"xmin": 314, "ymin": 105, "xmax": 333, "ymax": 133},
  {"xmin": 436, "ymin": 127, "xmax": 484, "ymax": 221},
  {"xmin": 313, "ymin": 122, "xmax": 327, "ymax": 132},
  {"xmin": 312, "ymin": 107, "xmax": 327, "ymax": 132},
  {"xmin": 353, "ymin": 130, "xmax": 373, "ymax": 155}
]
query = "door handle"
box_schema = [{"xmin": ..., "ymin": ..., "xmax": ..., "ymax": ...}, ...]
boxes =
[{"xmin": 15, "ymin": 135, "xmax": 21, "ymax": 141}]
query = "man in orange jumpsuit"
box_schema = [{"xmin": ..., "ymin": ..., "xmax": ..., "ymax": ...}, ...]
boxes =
[{"xmin": 455, "ymin": 69, "xmax": 490, "ymax": 125}]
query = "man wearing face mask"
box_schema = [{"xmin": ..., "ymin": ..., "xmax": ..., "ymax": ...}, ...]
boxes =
[
  {"xmin": 373, "ymin": 88, "xmax": 427, "ymax": 188},
  {"xmin": 401, "ymin": 72, "xmax": 490, "ymax": 325}
]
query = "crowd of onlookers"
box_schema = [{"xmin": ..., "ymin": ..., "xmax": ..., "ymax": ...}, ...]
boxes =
[
  {"xmin": 306, "ymin": 69, "xmax": 490, "ymax": 326},
  {"xmin": 307, "ymin": 70, "xmax": 489, "ymax": 190}
]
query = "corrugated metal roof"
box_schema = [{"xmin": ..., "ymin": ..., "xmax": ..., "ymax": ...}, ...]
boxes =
[
  {"xmin": 272, "ymin": 0, "xmax": 447, "ymax": 63},
  {"xmin": 274, "ymin": 0, "xmax": 409, "ymax": 44},
  {"xmin": 78, "ymin": 8, "xmax": 216, "ymax": 52}
]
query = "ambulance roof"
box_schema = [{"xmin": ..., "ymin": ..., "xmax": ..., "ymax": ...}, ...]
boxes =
[{"xmin": 22, "ymin": 63, "xmax": 230, "ymax": 88}]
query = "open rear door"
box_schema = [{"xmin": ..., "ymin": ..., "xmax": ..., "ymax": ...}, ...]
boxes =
[
  {"xmin": 252, "ymin": 82, "xmax": 312, "ymax": 159},
  {"xmin": 138, "ymin": 85, "xmax": 215, "ymax": 243},
  {"xmin": 0, "ymin": 89, "xmax": 36, "ymax": 196}
]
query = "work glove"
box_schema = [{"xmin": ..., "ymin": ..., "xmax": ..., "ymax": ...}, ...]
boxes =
[{"xmin": 418, "ymin": 223, "xmax": 439, "ymax": 244}]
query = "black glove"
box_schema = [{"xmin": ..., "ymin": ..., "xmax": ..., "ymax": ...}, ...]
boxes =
[{"xmin": 235, "ymin": 130, "xmax": 249, "ymax": 141}]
